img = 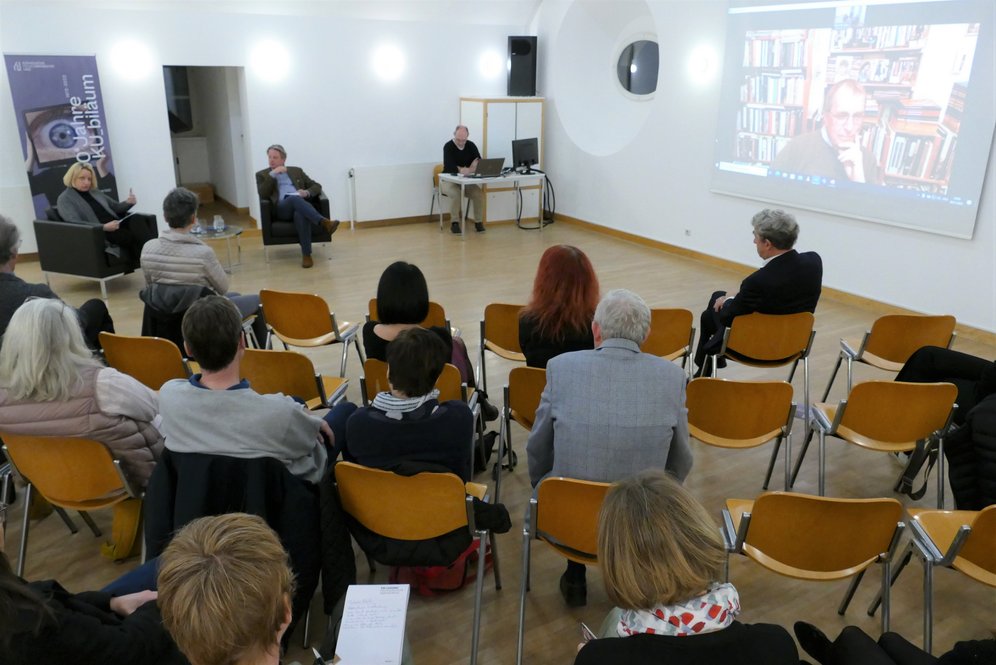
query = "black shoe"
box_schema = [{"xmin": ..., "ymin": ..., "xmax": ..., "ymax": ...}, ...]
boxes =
[
  {"xmin": 793, "ymin": 621, "xmax": 832, "ymax": 665},
  {"xmin": 559, "ymin": 572, "xmax": 587, "ymax": 607},
  {"xmin": 480, "ymin": 396, "xmax": 499, "ymax": 422},
  {"xmin": 451, "ymin": 221, "xmax": 461, "ymax": 234},
  {"xmin": 474, "ymin": 222, "xmax": 486, "ymax": 233}
]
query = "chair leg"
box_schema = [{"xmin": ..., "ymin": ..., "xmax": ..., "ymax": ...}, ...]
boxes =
[
  {"xmin": 802, "ymin": 356, "xmax": 811, "ymax": 445},
  {"xmin": 516, "ymin": 527, "xmax": 532, "ymax": 665},
  {"xmin": 790, "ymin": 427, "xmax": 816, "ymax": 488},
  {"xmin": 55, "ymin": 507, "xmax": 78, "ymax": 534},
  {"xmin": 16, "ymin": 483, "xmax": 32, "ymax": 577},
  {"xmin": 338, "ymin": 343, "xmax": 349, "ymax": 378},
  {"xmin": 79, "ymin": 510, "xmax": 102, "ymax": 537},
  {"xmin": 868, "ymin": 544, "xmax": 914, "ymax": 617},
  {"xmin": 881, "ymin": 558, "xmax": 891, "ymax": 633},
  {"xmin": 490, "ymin": 530, "xmax": 502, "ymax": 591},
  {"xmin": 822, "ymin": 355, "xmax": 842, "ymax": 401},
  {"xmin": 762, "ymin": 435, "xmax": 782, "ymax": 491},
  {"xmin": 302, "ymin": 606, "xmax": 312, "ymax": 648},
  {"xmin": 818, "ymin": 429, "xmax": 827, "ymax": 496},
  {"xmin": 353, "ymin": 336, "xmax": 366, "ymax": 366},
  {"xmin": 837, "ymin": 569, "xmax": 865, "ymax": 615},
  {"xmin": 936, "ymin": 436, "xmax": 945, "ymax": 509},
  {"xmin": 846, "ymin": 356, "xmax": 854, "ymax": 393},
  {"xmin": 470, "ymin": 530, "xmax": 487, "ymax": 665},
  {"xmin": 923, "ymin": 558, "xmax": 934, "ymax": 653}
]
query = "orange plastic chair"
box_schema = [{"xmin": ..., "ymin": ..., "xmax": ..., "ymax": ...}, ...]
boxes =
[
  {"xmin": 240, "ymin": 348, "xmax": 347, "ymax": 409},
  {"xmin": 803, "ymin": 381, "xmax": 956, "ymax": 502},
  {"xmin": 496, "ymin": 367, "xmax": 546, "ymax": 501},
  {"xmin": 643, "ymin": 308, "xmax": 695, "ymax": 374},
  {"xmin": 516, "ymin": 477, "xmax": 610, "ymax": 665},
  {"xmin": 367, "ymin": 298, "xmax": 449, "ymax": 330},
  {"xmin": 2, "ymin": 433, "xmax": 142, "ymax": 575},
  {"xmin": 478, "ymin": 303, "xmax": 526, "ymax": 393},
  {"xmin": 687, "ymin": 378, "xmax": 795, "ymax": 489},
  {"xmin": 335, "ymin": 462, "xmax": 499, "ymax": 665},
  {"xmin": 99, "ymin": 331, "xmax": 189, "ymax": 390},
  {"xmin": 723, "ymin": 492, "xmax": 905, "ymax": 633},
  {"xmin": 259, "ymin": 289, "xmax": 363, "ymax": 377}
]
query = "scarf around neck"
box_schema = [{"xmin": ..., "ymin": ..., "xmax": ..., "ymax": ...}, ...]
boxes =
[
  {"xmin": 617, "ymin": 582, "xmax": 741, "ymax": 637},
  {"xmin": 371, "ymin": 389, "xmax": 440, "ymax": 420}
]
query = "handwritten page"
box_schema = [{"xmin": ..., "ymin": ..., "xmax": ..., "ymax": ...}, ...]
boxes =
[{"xmin": 335, "ymin": 584, "xmax": 410, "ymax": 665}]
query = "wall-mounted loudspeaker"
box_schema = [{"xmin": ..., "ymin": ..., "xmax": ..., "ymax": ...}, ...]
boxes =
[{"xmin": 507, "ymin": 36, "xmax": 537, "ymax": 96}]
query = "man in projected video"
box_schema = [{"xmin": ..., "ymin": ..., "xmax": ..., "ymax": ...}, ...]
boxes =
[{"xmin": 771, "ymin": 79, "xmax": 882, "ymax": 185}]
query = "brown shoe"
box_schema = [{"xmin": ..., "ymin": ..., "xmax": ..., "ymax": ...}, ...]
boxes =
[
  {"xmin": 302, "ymin": 255, "xmax": 314, "ymax": 269},
  {"xmin": 321, "ymin": 219, "xmax": 341, "ymax": 236}
]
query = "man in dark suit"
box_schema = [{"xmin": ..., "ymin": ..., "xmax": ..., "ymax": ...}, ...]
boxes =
[
  {"xmin": 693, "ymin": 209, "xmax": 822, "ymax": 376},
  {"xmin": 255, "ymin": 144, "xmax": 339, "ymax": 268}
]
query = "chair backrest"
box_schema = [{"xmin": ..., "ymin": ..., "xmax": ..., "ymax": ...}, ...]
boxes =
[
  {"xmin": 687, "ymin": 378, "xmax": 794, "ymax": 448},
  {"xmin": 837, "ymin": 381, "xmax": 957, "ymax": 445},
  {"xmin": 335, "ymin": 461, "xmax": 468, "ymax": 540},
  {"xmin": 744, "ymin": 492, "xmax": 903, "ymax": 577},
  {"xmin": 508, "ymin": 366, "xmax": 546, "ymax": 429},
  {"xmin": 862, "ymin": 314, "xmax": 957, "ymax": 365},
  {"xmin": 436, "ymin": 363, "xmax": 465, "ymax": 402},
  {"xmin": 535, "ymin": 477, "xmax": 610, "ymax": 563},
  {"xmin": 433, "ymin": 163, "xmax": 444, "ymax": 188},
  {"xmin": 482, "ymin": 303, "xmax": 525, "ymax": 356},
  {"xmin": 367, "ymin": 298, "xmax": 448, "ymax": 329},
  {"xmin": 959, "ymin": 506, "xmax": 996, "ymax": 579},
  {"xmin": 241, "ymin": 348, "xmax": 321, "ymax": 402},
  {"xmin": 1, "ymin": 433, "xmax": 133, "ymax": 507},
  {"xmin": 362, "ymin": 358, "xmax": 391, "ymax": 403},
  {"xmin": 724, "ymin": 311, "xmax": 815, "ymax": 364},
  {"xmin": 99, "ymin": 331, "xmax": 188, "ymax": 390},
  {"xmin": 643, "ymin": 308, "xmax": 694, "ymax": 359},
  {"xmin": 259, "ymin": 289, "xmax": 335, "ymax": 344}
]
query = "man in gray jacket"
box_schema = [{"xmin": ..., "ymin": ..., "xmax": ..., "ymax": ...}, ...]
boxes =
[{"xmin": 526, "ymin": 288, "xmax": 692, "ymax": 606}]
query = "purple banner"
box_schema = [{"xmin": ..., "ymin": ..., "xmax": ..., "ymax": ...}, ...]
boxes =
[{"xmin": 4, "ymin": 54, "xmax": 118, "ymax": 219}]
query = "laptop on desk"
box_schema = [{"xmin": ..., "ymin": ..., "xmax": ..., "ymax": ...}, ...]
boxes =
[{"xmin": 466, "ymin": 157, "xmax": 505, "ymax": 178}]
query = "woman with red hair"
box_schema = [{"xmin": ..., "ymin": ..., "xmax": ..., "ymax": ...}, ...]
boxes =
[{"xmin": 519, "ymin": 245, "xmax": 600, "ymax": 368}]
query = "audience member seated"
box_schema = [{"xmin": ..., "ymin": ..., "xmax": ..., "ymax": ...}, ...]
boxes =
[
  {"xmin": 0, "ymin": 523, "xmax": 183, "ymax": 665},
  {"xmin": 794, "ymin": 621, "xmax": 995, "ymax": 665},
  {"xmin": 574, "ymin": 470, "xmax": 799, "ymax": 665},
  {"xmin": 56, "ymin": 162, "xmax": 155, "ymax": 269},
  {"xmin": 158, "ymin": 513, "xmax": 294, "ymax": 665},
  {"xmin": 518, "ymin": 244, "xmax": 598, "ymax": 369},
  {"xmin": 340, "ymin": 327, "xmax": 475, "ymax": 481},
  {"xmin": 527, "ymin": 288, "xmax": 692, "ymax": 606},
  {"xmin": 896, "ymin": 346, "xmax": 996, "ymax": 427},
  {"xmin": 158, "ymin": 296, "xmax": 347, "ymax": 484},
  {"xmin": 0, "ymin": 298, "xmax": 163, "ymax": 487},
  {"xmin": 693, "ymin": 208, "xmax": 822, "ymax": 376},
  {"xmin": 0, "ymin": 213, "xmax": 113, "ymax": 351},
  {"xmin": 364, "ymin": 260, "xmax": 497, "ymax": 420},
  {"xmin": 140, "ymin": 187, "xmax": 267, "ymax": 344}
]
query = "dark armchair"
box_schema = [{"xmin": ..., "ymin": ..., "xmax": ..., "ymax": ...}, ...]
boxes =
[
  {"xmin": 33, "ymin": 208, "xmax": 157, "ymax": 299},
  {"xmin": 259, "ymin": 193, "xmax": 332, "ymax": 262}
]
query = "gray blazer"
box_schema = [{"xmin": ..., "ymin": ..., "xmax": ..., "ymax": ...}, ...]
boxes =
[
  {"xmin": 56, "ymin": 187, "xmax": 132, "ymax": 226},
  {"xmin": 526, "ymin": 338, "xmax": 692, "ymax": 488}
]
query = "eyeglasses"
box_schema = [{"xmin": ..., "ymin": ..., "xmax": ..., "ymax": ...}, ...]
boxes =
[{"xmin": 829, "ymin": 112, "xmax": 866, "ymax": 123}]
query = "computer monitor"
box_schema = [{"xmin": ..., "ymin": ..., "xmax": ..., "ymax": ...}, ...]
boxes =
[{"xmin": 512, "ymin": 137, "xmax": 539, "ymax": 170}]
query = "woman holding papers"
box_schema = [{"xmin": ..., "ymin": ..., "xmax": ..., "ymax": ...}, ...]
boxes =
[{"xmin": 56, "ymin": 161, "xmax": 151, "ymax": 267}]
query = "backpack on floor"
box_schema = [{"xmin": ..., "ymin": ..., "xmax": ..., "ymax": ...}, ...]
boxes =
[{"xmin": 388, "ymin": 538, "xmax": 492, "ymax": 596}]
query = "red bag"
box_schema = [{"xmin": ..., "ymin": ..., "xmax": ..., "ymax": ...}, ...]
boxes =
[{"xmin": 388, "ymin": 538, "xmax": 493, "ymax": 596}]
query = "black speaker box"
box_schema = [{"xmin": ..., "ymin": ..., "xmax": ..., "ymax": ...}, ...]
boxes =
[{"xmin": 508, "ymin": 36, "xmax": 537, "ymax": 97}]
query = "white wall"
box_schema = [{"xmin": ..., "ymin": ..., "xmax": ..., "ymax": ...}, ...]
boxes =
[
  {"xmin": 531, "ymin": 0, "xmax": 996, "ymax": 333},
  {"xmin": 0, "ymin": 2, "xmax": 520, "ymax": 249}
]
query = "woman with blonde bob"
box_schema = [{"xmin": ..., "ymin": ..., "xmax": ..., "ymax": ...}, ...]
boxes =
[
  {"xmin": 0, "ymin": 298, "xmax": 163, "ymax": 486},
  {"xmin": 56, "ymin": 161, "xmax": 152, "ymax": 267},
  {"xmin": 574, "ymin": 470, "xmax": 799, "ymax": 665}
]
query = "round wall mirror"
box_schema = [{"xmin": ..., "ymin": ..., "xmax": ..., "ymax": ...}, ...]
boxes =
[{"xmin": 617, "ymin": 40, "xmax": 659, "ymax": 95}]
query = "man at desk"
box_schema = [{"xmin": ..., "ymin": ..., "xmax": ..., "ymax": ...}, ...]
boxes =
[
  {"xmin": 442, "ymin": 125, "xmax": 485, "ymax": 234},
  {"xmin": 255, "ymin": 144, "xmax": 339, "ymax": 269}
]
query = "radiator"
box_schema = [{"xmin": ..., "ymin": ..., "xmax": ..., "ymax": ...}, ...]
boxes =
[{"xmin": 347, "ymin": 162, "xmax": 438, "ymax": 225}]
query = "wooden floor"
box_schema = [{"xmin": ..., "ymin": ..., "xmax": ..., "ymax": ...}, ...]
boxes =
[{"xmin": 4, "ymin": 206, "xmax": 993, "ymax": 664}]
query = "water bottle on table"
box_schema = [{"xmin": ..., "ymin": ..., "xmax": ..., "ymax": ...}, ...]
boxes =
[{"xmin": 212, "ymin": 214, "xmax": 225, "ymax": 231}]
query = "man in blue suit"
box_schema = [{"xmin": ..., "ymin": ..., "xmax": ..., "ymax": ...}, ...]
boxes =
[
  {"xmin": 526, "ymin": 288, "xmax": 692, "ymax": 606},
  {"xmin": 693, "ymin": 208, "xmax": 823, "ymax": 376}
]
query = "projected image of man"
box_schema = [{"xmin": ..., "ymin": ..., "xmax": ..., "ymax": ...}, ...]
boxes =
[{"xmin": 771, "ymin": 80, "xmax": 882, "ymax": 185}]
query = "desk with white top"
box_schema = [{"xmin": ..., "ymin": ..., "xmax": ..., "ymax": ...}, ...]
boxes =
[{"xmin": 437, "ymin": 171, "xmax": 545, "ymax": 239}]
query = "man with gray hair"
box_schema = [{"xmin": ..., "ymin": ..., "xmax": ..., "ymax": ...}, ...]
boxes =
[
  {"xmin": 0, "ymin": 213, "xmax": 113, "ymax": 349},
  {"xmin": 693, "ymin": 208, "xmax": 822, "ymax": 376},
  {"xmin": 255, "ymin": 144, "xmax": 339, "ymax": 268},
  {"xmin": 526, "ymin": 288, "xmax": 692, "ymax": 606}
]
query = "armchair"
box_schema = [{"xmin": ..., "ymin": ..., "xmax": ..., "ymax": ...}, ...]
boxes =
[
  {"xmin": 33, "ymin": 208, "xmax": 157, "ymax": 299},
  {"xmin": 259, "ymin": 193, "xmax": 332, "ymax": 261}
]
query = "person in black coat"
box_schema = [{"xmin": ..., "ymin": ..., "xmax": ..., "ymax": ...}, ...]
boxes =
[
  {"xmin": 573, "ymin": 470, "xmax": 799, "ymax": 665},
  {"xmin": 0, "ymin": 524, "xmax": 185, "ymax": 665},
  {"xmin": 693, "ymin": 208, "xmax": 822, "ymax": 376}
]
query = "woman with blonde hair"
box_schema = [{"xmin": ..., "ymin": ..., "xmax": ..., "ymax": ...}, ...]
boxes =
[
  {"xmin": 0, "ymin": 298, "xmax": 163, "ymax": 487},
  {"xmin": 574, "ymin": 470, "xmax": 799, "ymax": 664},
  {"xmin": 519, "ymin": 244, "xmax": 599, "ymax": 368},
  {"xmin": 56, "ymin": 162, "xmax": 152, "ymax": 267}
]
